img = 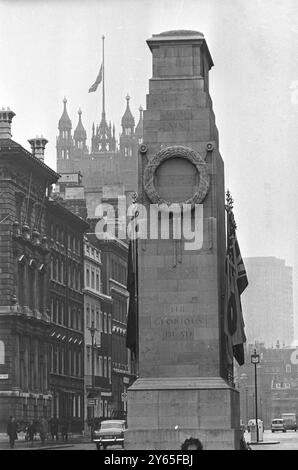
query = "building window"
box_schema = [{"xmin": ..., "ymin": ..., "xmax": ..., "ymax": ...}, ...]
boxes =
[
  {"xmin": 100, "ymin": 311, "xmax": 103, "ymax": 333},
  {"xmin": 61, "ymin": 261, "xmax": 64, "ymax": 283},
  {"xmin": 99, "ymin": 356, "xmax": 103, "ymax": 376},
  {"xmin": 38, "ymin": 271, "xmax": 44, "ymax": 312},
  {"xmin": 286, "ymin": 364, "xmax": 291, "ymax": 373},
  {"xmin": 91, "ymin": 270, "xmax": 95, "ymax": 289},
  {"xmin": 104, "ymin": 313, "xmax": 107, "ymax": 333},
  {"xmin": 86, "ymin": 267, "xmax": 90, "ymax": 287},
  {"xmin": 96, "ymin": 272, "xmax": 100, "ymax": 291},
  {"xmin": 15, "ymin": 193, "xmax": 23, "ymax": 223},
  {"xmin": 108, "ymin": 314, "xmax": 112, "ymax": 334},
  {"xmin": 0, "ymin": 341, "xmax": 5, "ymax": 364},
  {"xmin": 103, "ymin": 356, "xmax": 106, "ymax": 377},
  {"xmin": 76, "ymin": 268, "xmax": 80, "ymax": 291},
  {"xmin": 96, "ymin": 310, "xmax": 100, "ymax": 330},
  {"xmin": 108, "ymin": 357, "xmax": 111, "ymax": 382},
  {"xmin": 28, "ymin": 267, "xmax": 35, "ymax": 310},
  {"xmin": 18, "ymin": 262, "xmax": 25, "ymax": 306},
  {"xmin": 86, "ymin": 305, "xmax": 90, "ymax": 328},
  {"xmin": 61, "ymin": 303, "xmax": 65, "ymax": 325}
]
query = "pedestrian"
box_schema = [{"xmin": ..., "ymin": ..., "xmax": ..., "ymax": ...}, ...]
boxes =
[
  {"xmin": 33, "ymin": 419, "xmax": 39, "ymax": 440},
  {"xmin": 49, "ymin": 416, "xmax": 59, "ymax": 440},
  {"xmin": 6, "ymin": 416, "xmax": 18, "ymax": 449},
  {"xmin": 27, "ymin": 420, "xmax": 35, "ymax": 442},
  {"xmin": 181, "ymin": 437, "xmax": 203, "ymax": 450},
  {"xmin": 39, "ymin": 417, "xmax": 48, "ymax": 445},
  {"xmin": 61, "ymin": 418, "xmax": 69, "ymax": 441}
]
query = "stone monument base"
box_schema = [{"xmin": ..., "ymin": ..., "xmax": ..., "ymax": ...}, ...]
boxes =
[{"xmin": 125, "ymin": 377, "xmax": 240, "ymax": 450}]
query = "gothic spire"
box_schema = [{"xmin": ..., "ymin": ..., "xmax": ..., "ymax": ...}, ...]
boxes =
[
  {"xmin": 74, "ymin": 108, "xmax": 87, "ymax": 141},
  {"xmin": 58, "ymin": 97, "xmax": 72, "ymax": 130},
  {"xmin": 121, "ymin": 94, "xmax": 135, "ymax": 128}
]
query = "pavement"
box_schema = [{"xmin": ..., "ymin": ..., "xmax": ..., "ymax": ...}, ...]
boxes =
[
  {"xmin": 0, "ymin": 432, "xmax": 92, "ymax": 451},
  {"xmin": 247, "ymin": 429, "xmax": 298, "ymax": 450},
  {"xmin": 1, "ymin": 429, "xmax": 297, "ymax": 450}
]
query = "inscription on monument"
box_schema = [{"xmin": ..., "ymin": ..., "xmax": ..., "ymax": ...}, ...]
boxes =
[
  {"xmin": 160, "ymin": 120, "xmax": 189, "ymax": 132},
  {"xmin": 154, "ymin": 310, "xmax": 206, "ymax": 341}
]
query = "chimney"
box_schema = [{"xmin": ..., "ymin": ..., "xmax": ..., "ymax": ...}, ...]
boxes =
[
  {"xmin": 0, "ymin": 107, "xmax": 16, "ymax": 139},
  {"xmin": 28, "ymin": 136, "xmax": 48, "ymax": 161}
]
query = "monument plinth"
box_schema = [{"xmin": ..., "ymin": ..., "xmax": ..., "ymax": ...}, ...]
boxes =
[{"xmin": 125, "ymin": 30, "xmax": 240, "ymax": 450}]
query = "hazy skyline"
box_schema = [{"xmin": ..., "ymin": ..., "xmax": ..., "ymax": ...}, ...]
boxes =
[{"xmin": 2, "ymin": 0, "xmax": 298, "ymax": 334}]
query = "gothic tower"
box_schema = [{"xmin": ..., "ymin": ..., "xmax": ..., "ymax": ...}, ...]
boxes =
[
  {"xmin": 135, "ymin": 105, "xmax": 144, "ymax": 146},
  {"xmin": 56, "ymin": 98, "xmax": 74, "ymax": 172},
  {"xmin": 119, "ymin": 94, "xmax": 136, "ymax": 158},
  {"xmin": 73, "ymin": 109, "xmax": 88, "ymax": 159}
]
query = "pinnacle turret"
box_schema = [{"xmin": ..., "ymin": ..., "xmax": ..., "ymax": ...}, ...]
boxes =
[{"xmin": 58, "ymin": 97, "xmax": 72, "ymax": 130}]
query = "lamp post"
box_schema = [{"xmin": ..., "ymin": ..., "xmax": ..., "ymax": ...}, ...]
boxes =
[
  {"xmin": 88, "ymin": 321, "xmax": 97, "ymax": 438},
  {"xmin": 239, "ymin": 372, "xmax": 248, "ymax": 426},
  {"xmin": 251, "ymin": 349, "xmax": 260, "ymax": 442}
]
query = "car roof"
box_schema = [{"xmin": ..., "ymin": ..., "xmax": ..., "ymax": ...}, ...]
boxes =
[{"xmin": 101, "ymin": 420, "xmax": 125, "ymax": 424}]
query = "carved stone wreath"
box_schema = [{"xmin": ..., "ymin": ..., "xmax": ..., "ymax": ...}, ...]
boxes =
[{"xmin": 143, "ymin": 145, "xmax": 210, "ymax": 208}]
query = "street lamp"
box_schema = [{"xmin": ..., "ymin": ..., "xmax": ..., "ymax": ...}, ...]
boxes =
[
  {"xmin": 251, "ymin": 349, "xmax": 260, "ymax": 442},
  {"xmin": 88, "ymin": 321, "xmax": 97, "ymax": 438},
  {"xmin": 239, "ymin": 373, "xmax": 248, "ymax": 425}
]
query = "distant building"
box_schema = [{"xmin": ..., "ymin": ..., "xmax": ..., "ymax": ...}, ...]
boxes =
[
  {"xmin": 86, "ymin": 221, "xmax": 136, "ymax": 420},
  {"xmin": 241, "ymin": 257, "xmax": 294, "ymax": 348},
  {"xmin": 0, "ymin": 110, "xmax": 58, "ymax": 431},
  {"xmin": 83, "ymin": 236, "xmax": 113, "ymax": 425},
  {"xmin": 235, "ymin": 342, "xmax": 298, "ymax": 428},
  {"xmin": 56, "ymin": 96, "xmax": 143, "ymax": 217},
  {"xmin": 46, "ymin": 199, "xmax": 88, "ymax": 433}
]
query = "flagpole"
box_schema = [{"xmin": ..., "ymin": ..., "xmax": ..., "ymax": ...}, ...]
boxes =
[
  {"xmin": 132, "ymin": 192, "xmax": 139, "ymax": 377},
  {"xmin": 102, "ymin": 35, "xmax": 105, "ymax": 118}
]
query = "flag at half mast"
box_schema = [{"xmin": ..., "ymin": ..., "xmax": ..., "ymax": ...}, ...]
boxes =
[
  {"xmin": 224, "ymin": 191, "xmax": 248, "ymax": 366},
  {"xmin": 88, "ymin": 64, "xmax": 103, "ymax": 93},
  {"xmin": 126, "ymin": 202, "xmax": 139, "ymax": 360}
]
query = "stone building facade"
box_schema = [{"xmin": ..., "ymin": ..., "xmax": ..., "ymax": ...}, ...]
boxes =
[
  {"xmin": 86, "ymin": 223, "xmax": 136, "ymax": 420},
  {"xmin": 83, "ymin": 236, "xmax": 113, "ymax": 425},
  {"xmin": 0, "ymin": 110, "xmax": 59, "ymax": 431},
  {"xmin": 47, "ymin": 199, "xmax": 88, "ymax": 433},
  {"xmin": 235, "ymin": 342, "xmax": 298, "ymax": 429}
]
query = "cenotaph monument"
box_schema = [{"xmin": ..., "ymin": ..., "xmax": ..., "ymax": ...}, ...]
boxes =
[{"xmin": 125, "ymin": 30, "xmax": 240, "ymax": 450}]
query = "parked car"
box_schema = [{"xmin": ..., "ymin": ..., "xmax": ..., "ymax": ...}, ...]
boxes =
[
  {"xmin": 92, "ymin": 419, "xmax": 126, "ymax": 450},
  {"xmin": 281, "ymin": 413, "xmax": 297, "ymax": 431},
  {"xmin": 271, "ymin": 418, "xmax": 286, "ymax": 433}
]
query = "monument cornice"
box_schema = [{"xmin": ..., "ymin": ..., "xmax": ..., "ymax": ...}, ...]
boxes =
[{"xmin": 129, "ymin": 377, "xmax": 237, "ymax": 391}]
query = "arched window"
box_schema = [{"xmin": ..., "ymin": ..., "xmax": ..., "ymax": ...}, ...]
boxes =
[{"xmin": 0, "ymin": 341, "xmax": 4, "ymax": 364}]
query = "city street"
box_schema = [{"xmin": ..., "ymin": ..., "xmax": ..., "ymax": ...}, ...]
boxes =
[{"xmin": 248, "ymin": 430, "xmax": 298, "ymax": 450}]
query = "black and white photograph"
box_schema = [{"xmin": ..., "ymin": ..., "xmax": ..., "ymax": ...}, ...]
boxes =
[{"xmin": 1, "ymin": 0, "xmax": 298, "ymax": 453}]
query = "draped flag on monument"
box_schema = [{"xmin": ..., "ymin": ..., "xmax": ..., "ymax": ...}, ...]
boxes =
[
  {"xmin": 224, "ymin": 201, "xmax": 248, "ymax": 366},
  {"xmin": 88, "ymin": 64, "xmax": 103, "ymax": 93},
  {"xmin": 126, "ymin": 238, "xmax": 138, "ymax": 359}
]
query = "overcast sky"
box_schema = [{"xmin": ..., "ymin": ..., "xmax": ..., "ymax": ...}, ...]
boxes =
[{"xmin": 2, "ymin": 0, "xmax": 298, "ymax": 335}]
